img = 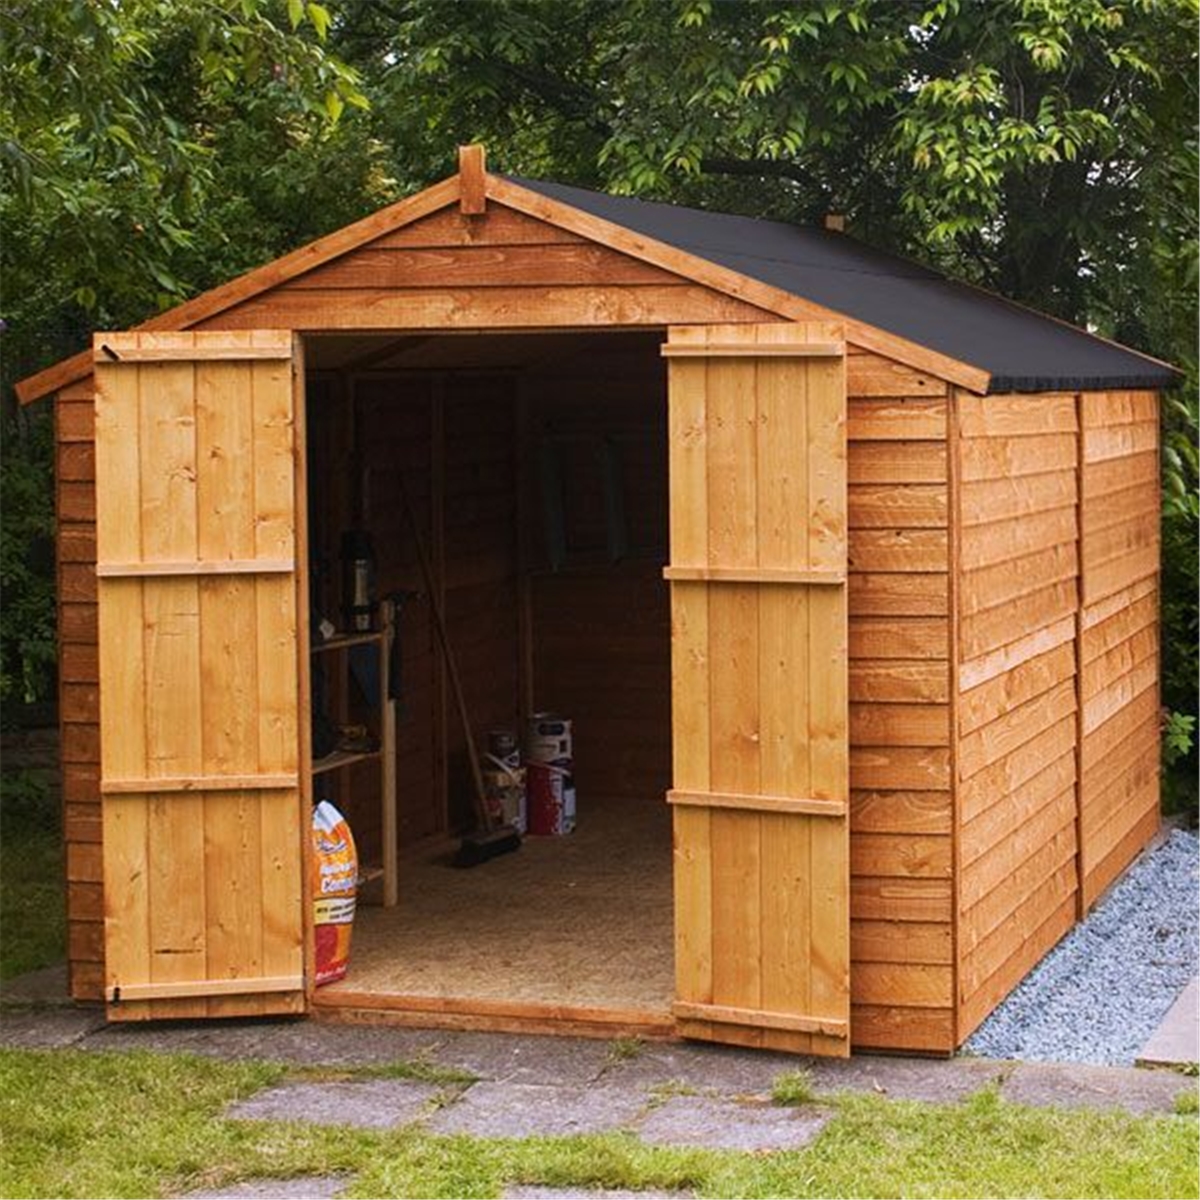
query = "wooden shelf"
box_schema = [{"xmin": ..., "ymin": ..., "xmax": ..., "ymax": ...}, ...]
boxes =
[
  {"xmin": 308, "ymin": 600, "xmax": 397, "ymax": 907},
  {"xmin": 312, "ymin": 748, "xmax": 381, "ymax": 777},
  {"xmin": 312, "ymin": 629, "xmax": 386, "ymax": 655}
]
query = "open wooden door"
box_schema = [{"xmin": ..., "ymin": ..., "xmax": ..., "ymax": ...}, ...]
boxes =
[
  {"xmin": 93, "ymin": 331, "xmax": 307, "ymax": 1020},
  {"xmin": 664, "ymin": 323, "xmax": 850, "ymax": 1056}
]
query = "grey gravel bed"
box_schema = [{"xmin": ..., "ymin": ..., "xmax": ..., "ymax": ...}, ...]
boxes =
[{"xmin": 965, "ymin": 828, "xmax": 1199, "ymax": 1067}]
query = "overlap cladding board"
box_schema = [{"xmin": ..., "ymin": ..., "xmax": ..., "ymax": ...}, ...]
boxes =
[
  {"xmin": 93, "ymin": 330, "xmax": 306, "ymax": 1020},
  {"xmin": 665, "ymin": 322, "xmax": 850, "ymax": 1057}
]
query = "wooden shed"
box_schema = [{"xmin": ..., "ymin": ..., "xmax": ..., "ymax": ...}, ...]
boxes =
[{"xmin": 17, "ymin": 146, "xmax": 1175, "ymax": 1055}]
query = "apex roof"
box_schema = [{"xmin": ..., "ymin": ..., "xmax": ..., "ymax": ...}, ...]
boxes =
[
  {"xmin": 512, "ymin": 177, "xmax": 1178, "ymax": 394},
  {"xmin": 15, "ymin": 149, "xmax": 1177, "ymax": 403}
]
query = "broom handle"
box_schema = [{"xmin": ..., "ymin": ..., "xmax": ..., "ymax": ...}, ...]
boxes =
[{"xmin": 398, "ymin": 476, "xmax": 493, "ymax": 831}]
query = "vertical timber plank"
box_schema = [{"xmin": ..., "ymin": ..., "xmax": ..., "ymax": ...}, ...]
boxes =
[
  {"xmin": 138, "ymin": 350, "xmax": 207, "ymax": 1018},
  {"xmin": 756, "ymin": 324, "xmax": 814, "ymax": 1052},
  {"xmin": 706, "ymin": 329, "xmax": 763, "ymax": 1048},
  {"xmin": 256, "ymin": 348, "xmax": 305, "ymax": 1010},
  {"xmin": 806, "ymin": 339, "xmax": 849, "ymax": 1056},
  {"xmin": 197, "ymin": 351, "xmax": 263, "ymax": 1015},
  {"xmin": 95, "ymin": 354, "xmax": 150, "ymax": 1015},
  {"xmin": 668, "ymin": 333, "xmax": 714, "ymax": 1036}
]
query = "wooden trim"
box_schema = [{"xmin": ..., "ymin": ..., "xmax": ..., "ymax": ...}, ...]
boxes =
[
  {"xmin": 667, "ymin": 789, "xmax": 847, "ymax": 817},
  {"xmin": 96, "ymin": 559, "xmax": 293, "ymax": 578},
  {"xmin": 947, "ymin": 387, "xmax": 963, "ymax": 1047},
  {"xmin": 672, "ymin": 1000, "xmax": 848, "ymax": 1038},
  {"xmin": 431, "ymin": 377, "xmax": 449, "ymax": 834},
  {"xmin": 312, "ymin": 993, "xmax": 676, "ymax": 1040},
  {"xmin": 459, "ymin": 145, "xmax": 486, "ymax": 215},
  {"xmin": 379, "ymin": 598, "xmax": 398, "ymax": 908},
  {"xmin": 487, "ymin": 175, "xmax": 991, "ymax": 393},
  {"xmin": 313, "ymin": 989, "xmax": 670, "ymax": 1025},
  {"xmin": 93, "ymin": 342, "xmax": 292, "ymax": 363},
  {"xmin": 661, "ymin": 341, "xmax": 844, "ymax": 359},
  {"xmin": 110, "ymin": 975, "xmax": 302, "ymax": 1002},
  {"xmin": 1073, "ymin": 390, "xmax": 1086, "ymax": 919},
  {"xmin": 101, "ymin": 774, "xmax": 298, "ymax": 794},
  {"xmin": 664, "ymin": 566, "xmax": 845, "ymax": 585},
  {"xmin": 294, "ymin": 333, "xmax": 316, "ymax": 1005},
  {"xmin": 311, "ymin": 629, "xmax": 387, "ymax": 654},
  {"xmin": 16, "ymin": 176, "xmax": 462, "ymax": 403}
]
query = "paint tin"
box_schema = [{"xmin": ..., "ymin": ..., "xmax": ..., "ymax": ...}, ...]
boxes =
[
  {"xmin": 526, "ymin": 713, "xmax": 573, "ymax": 763},
  {"xmin": 526, "ymin": 760, "xmax": 576, "ymax": 836},
  {"xmin": 486, "ymin": 729, "xmax": 519, "ymax": 759}
]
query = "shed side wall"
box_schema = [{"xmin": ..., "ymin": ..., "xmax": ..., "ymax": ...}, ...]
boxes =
[
  {"xmin": 846, "ymin": 351, "xmax": 954, "ymax": 1053},
  {"xmin": 1078, "ymin": 391, "xmax": 1160, "ymax": 909},
  {"xmin": 953, "ymin": 391, "xmax": 1082, "ymax": 1041},
  {"xmin": 56, "ymin": 384, "xmax": 104, "ymax": 1001}
]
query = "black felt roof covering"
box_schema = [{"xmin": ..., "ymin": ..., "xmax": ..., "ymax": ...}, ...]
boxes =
[{"xmin": 512, "ymin": 177, "xmax": 1178, "ymax": 394}]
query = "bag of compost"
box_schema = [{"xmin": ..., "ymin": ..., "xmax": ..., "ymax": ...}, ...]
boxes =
[{"xmin": 311, "ymin": 800, "xmax": 357, "ymax": 985}]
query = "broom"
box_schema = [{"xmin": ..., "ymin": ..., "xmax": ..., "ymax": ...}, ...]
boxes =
[{"xmin": 398, "ymin": 476, "xmax": 521, "ymax": 867}]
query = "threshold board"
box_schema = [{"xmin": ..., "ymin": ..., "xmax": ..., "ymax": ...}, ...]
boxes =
[{"xmin": 311, "ymin": 990, "xmax": 677, "ymax": 1041}]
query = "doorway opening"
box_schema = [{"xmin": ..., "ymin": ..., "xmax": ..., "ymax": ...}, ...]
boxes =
[{"xmin": 301, "ymin": 330, "xmax": 675, "ymax": 1033}]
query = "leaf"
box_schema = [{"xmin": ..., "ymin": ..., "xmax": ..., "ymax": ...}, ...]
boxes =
[
  {"xmin": 287, "ymin": 0, "xmax": 304, "ymax": 29},
  {"xmin": 324, "ymin": 89, "xmax": 344, "ymax": 123},
  {"xmin": 307, "ymin": 2, "xmax": 331, "ymax": 40}
]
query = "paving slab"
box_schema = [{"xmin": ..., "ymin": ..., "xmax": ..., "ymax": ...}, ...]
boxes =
[
  {"xmin": 426, "ymin": 1080, "xmax": 647, "ymax": 1138},
  {"xmin": 637, "ymin": 1094, "xmax": 832, "ymax": 1152},
  {"xmin": 504, "ymin": 1189, "xmax": 689, "ymax": 1199},
  {"xmin": 428, "ymin": 1031, "xmax": 614, "ymax": 1085},
  {"xmin": 1001, "ymin": 1061, "xmax": 1193, "ymax": 1114},
  {"xmin": 804, "ymin": 1054, "xmax": 1004, "ymax": 1102},
  {"xmin": 0, "ymin": 962, "xmax": 71, "ymax": 1007},
  {"xmin": 1137, "ymin": 977, "xmax": 1199, "ymax": 1068},
  {"xmin": 181, "ymin": 1176, "xmax": 352, "ymax": 1199},
  {"xmin": 598, "ymin": 1041, "xmax": 809, "ymax": 1096},
  {"xmin": 227, "ymin": 1078, "xmax": 441, "ymax": 1128},
  {"xmin": 83, "ymin": 1017, "xmax": 447, "ymax": 1067},
  {"xmin": 0, "ymin": 1006, "xmax": 104, "ymax": 1048}
]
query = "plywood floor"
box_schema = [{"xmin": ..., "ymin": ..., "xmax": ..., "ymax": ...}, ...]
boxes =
[{"xmin": 317, "ymin": 797, "xmax": 674, "ymax": 1014}]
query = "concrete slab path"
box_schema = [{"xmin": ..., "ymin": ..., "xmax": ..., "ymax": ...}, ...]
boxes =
[
  {"xmin": 2, "ymin": 1001, "xmax": 1194, "ymax": 1118},
  {"xmin": 637, "ymin": 1095, "xmax": 833, "ymax": 1151},
  {"xmin": 227, "ymin": 1078, "xmax": 442, "ymax": 1128},
  {"xmin": 182, "ymin": 1177, "xmax": 352, "ymax": 1199},
  {"xmin": 1138, "ymin": 976, "xmax": 1199, "ymax": 1068}
]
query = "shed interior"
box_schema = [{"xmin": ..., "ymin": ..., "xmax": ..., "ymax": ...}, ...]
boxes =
[{"xmin": 304, "ymin": 330, "xmax": 677, "ymax": 1025}]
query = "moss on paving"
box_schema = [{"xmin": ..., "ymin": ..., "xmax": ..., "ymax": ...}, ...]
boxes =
[{"xmin": 1, "ymin": 1049, "xmax": 1196, "ymax": 1199}]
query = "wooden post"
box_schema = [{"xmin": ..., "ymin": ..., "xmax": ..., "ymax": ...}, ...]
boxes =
[
  {"xmin": 380, "ymin": 597, "xmax": 398, "ymax": 907},
  {"xmin": 459, "ymin": 144, "xmax": 487, "ymax": 215}
]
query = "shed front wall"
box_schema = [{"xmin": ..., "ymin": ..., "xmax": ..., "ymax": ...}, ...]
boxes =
[{"xmin": 49, "ymin": 192, "xmax": 1159, "ymax": 1055}]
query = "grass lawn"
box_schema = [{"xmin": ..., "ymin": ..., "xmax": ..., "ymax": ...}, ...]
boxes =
[
  {"xmin": 0, "ymin": 767, "xmax": 64, "ymax": 980},
  {"xmin": 0, "ymin": 1049, "xmax": 1196, "ymax": 1199}
]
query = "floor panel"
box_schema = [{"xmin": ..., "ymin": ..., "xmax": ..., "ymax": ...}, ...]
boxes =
[{"xmin": 316, "ymin": 797, "xmax": 674, "ymax": 1015}]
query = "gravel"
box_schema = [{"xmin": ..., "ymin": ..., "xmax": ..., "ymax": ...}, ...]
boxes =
[{"xmin": 965, "ymin": 828, "xmax": 1199, "ymax": 1067}]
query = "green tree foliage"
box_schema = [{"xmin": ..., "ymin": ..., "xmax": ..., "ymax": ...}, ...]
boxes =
[
  {"xmin": 333, "ymin": 0, "xmax": 1198, "ymax": 810},
  {"xmin": 3, "ymin": 0, "xmax": 1195, "ymax": 804},
  {"xmin": 0, "ymin": 0, "xmax": 391, "ymax": 714}
]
